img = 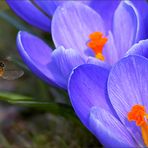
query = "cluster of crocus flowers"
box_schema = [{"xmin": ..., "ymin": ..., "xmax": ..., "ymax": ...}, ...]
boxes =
[
  {"xmin": 14, "ymin": 1, "xmax": 147, "ymax": 89},
  {"xmin": 6, "ymin": 0, "xmax": 148, "ymax": 146}
]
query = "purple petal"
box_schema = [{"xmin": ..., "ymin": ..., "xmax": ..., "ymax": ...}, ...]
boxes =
[
  {"xmin": 132, "ymin": 0, "xmax": 148, "ymax": 40},
  {"xmin": 52, "ymin": 2, "xmax": 105, "ymax": 56},
  {"xmin": 103, "ymin": 31, "xmax": 118, "ymax": 65},
  {"xmin": 87, "ymin": 57, "xmax": 111, "ymax": 70},
  {"xmin": 68, "ymin": 64, "xmax": 116, "ymax": 128},
  {"xmin": 112, "ymin": 1, "xmax": 139, "ymax": 59},
  {"xmin": 89, "ymin": 0, "xmax": 120, "ymax": 31},
  {"xmin": 17, "ymin": 31, "xmax": 58, "ymax": 86},
  {"xmin": 34, "ymin": 0, "xmax": 90, "ymax": 16},
  {"xmin": 6, "ymin": 0, "xmax": 51, "ymax": 32},
  {"xmin": 108, "ymin": 55, "xmax": 148, "ymax": 146},
  {"xmin": 126, "ymin": 39, "xmax": 148, "ymax": 59},
  {"xmin": 89, "ymin": 107, "xmax": 137, "ymax": 147},
  {"xmin": 34, "ymin": 0, "xmax": 62, "ymax": 16},
  {"xmin": 48, "ymin": 46, "xmax": 85, "ymax": 88}
]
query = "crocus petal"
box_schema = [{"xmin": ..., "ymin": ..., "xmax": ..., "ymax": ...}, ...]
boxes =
[
  {"xmin": 89, "ymin": 0, "xmax": 120, "ymax": 30},
  {"xmin": 103, "ymin": 31, "xmax": 118, "ymax": 65},
  {"xmin": 108, "ymin": 55, "xmax": 148, "ymax": 146},
  {"xmin": 68, "ymin": 64, "xmax": 116, "ymax": 128},
  {"xmin": 132, "ymin": 0, "xmax": 148, "ymax": 40},
  {"xmin": 87, "ymin": 57, "xmax": 111, "ymax": 70},
  {"xmin": 113, "ymin": 1, "xmax": 139, "ymax": 59},
  {"xmin": 89, "ymin": 107, "xmax": 137, "ymax": 147},
  {"xmin": 48, "ymin": 46, "xmax": 85, "ymax": 88},
  {"xmin": 6, "ymin": 0, "xmax": 51, "ymax": 32},
  {"xmin": 17, "ymin": 31, "xmax": 58, "ymax": 86},
  {"xmin": 34, "ymin": 0, "xmax": 90, "ymax": 16},
  {"xmin": 52, "ymin": 2, "xmax": 105, "ymax": 56},
  {"xmin": 126, "ymin": 39, "xmax": 148, "ymax": 59},
  {"xmin": 34, "ymin": 0, "xmax": 62, "ymax": 16}
]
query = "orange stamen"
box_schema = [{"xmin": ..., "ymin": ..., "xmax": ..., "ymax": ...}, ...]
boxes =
[
  {"xmin": 87, "ymin": 32, "xmax": 108, "ymax": 61},
  {"xmin": 127, "ymin": 104, "xmax": 148, "ymax": 146}
]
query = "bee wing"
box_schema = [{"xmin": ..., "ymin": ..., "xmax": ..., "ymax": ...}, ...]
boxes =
[
  {"xmin": 2, "ymin": 70, "xmax": 24, "ymax": 80},
  {"xmin": 0, "ymin": 59, "xmax": 24, "ymax": 80},
  {"xmin": 2, "ymin": 59, "xmax": 17, "ymax": 70}
]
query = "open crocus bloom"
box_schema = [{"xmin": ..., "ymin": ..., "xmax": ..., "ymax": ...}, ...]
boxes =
[
  {"xmin": 17, "ymin": 1, "xmax": 145, "ymax": 89},
  {"xmin": 68, "ymin": 54, "xmax": 148, "ymax": 147},
  {"xmin": 52, "ymin": 1, "xmax": 140, "ymax": 65}
]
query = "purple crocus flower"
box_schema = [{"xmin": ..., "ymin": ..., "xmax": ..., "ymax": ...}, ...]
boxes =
[
  {"xmin": 68, "ymin": 48, "xmax": 148, "ymax": 147},
  {"xmin": 16, "ymin": 1, "xmax": 144, "ymax": 89}
]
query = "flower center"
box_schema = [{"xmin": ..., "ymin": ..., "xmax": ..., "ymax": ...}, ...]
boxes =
[
  {"xmin": 127, "ymin": 104, "xmax": 148, "ymax": 146},
  {"xmin": 87, "ymin": 32, "xmax": 108, "ymax": 61}
]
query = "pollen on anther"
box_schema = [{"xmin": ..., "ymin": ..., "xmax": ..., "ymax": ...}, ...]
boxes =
[
  {"xmin": 128, "ymin": 104, "xmax": 148, "ymax": 146},
  {"xmin": 87, "ymin": 32, "xmax": 108, "ymax": 61},
  {"xmin": 127, "ymin": 104, "xmax": 146, "ymax": 126}
]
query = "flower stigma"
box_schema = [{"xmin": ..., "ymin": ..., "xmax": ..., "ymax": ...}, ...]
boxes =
[
  {"xmin": 87, "ymin": 32, "xmax": 108, "ymax": 61},
  {"xmin": 127, "ymin": 104, "xmax": 148, "ymax": 146}
]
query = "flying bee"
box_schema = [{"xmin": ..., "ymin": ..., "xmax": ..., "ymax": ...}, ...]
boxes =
[{"xmin": 0, "ymin": 59, "xmax": 24, "ymax": 80}]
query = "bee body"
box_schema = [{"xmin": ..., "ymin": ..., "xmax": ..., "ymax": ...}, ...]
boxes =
[
  {"xmin": 0, "ymin": 68, "xmax": 4, "ymax": 77},
  {"xmin": 0, "ymin": 61, "xmax": 5, "ymax": 77}
]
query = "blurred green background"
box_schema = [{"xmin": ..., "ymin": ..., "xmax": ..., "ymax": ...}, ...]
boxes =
[{"xmin": 0, "ymin": 1, "xmax": 101, "ymax": 147}]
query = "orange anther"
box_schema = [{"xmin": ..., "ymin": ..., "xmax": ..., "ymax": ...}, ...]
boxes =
[
  {"xmin": 127, "ymin": 104, "xmax": 146, "ymax": 126},
  {"xmin": 87, "ymin": 32, "xmax": 108, "ymax": 61},
  {"xmin": 127, "ymin": 104, "xmax": 148, "ymax": 146}
]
